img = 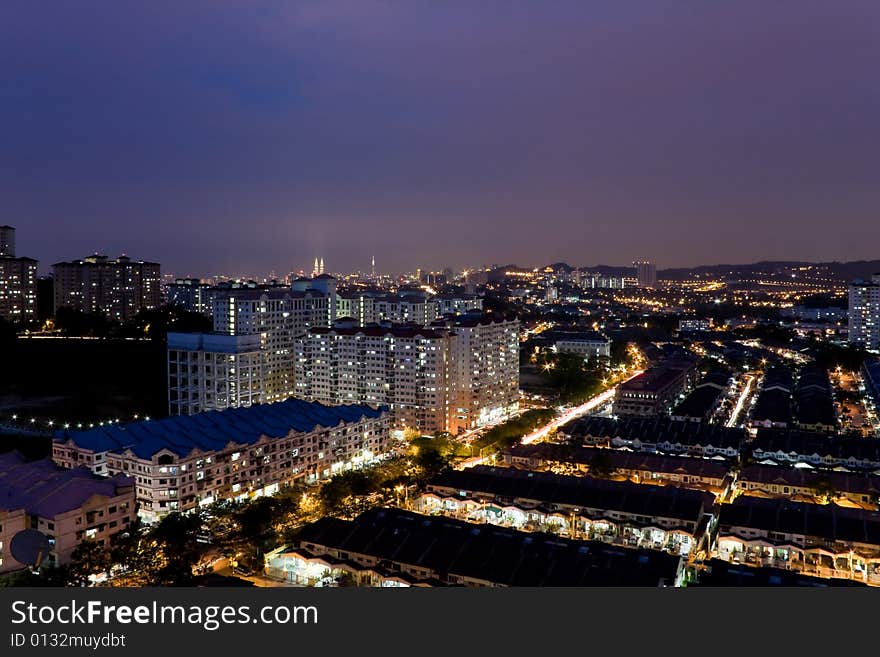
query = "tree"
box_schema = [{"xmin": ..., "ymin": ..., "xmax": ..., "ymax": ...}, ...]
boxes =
[
  {"xmin": 537, "ymin": 352, "xmax": 603, "ymax": 405},
  {"xmin": 54, "ymin": 307, "xmax": 112, "ymax": 336},
  {"xmin": 148, "ymin": 511, "xmax": 209, "ymax": 585},
  {"xmin": 589, "ymin": 450, "xmax": 616, "ymax": 479},
  {"xmin": 334, "ymin": 571, "xmax": 358, "ymax": 587},
  {"xmin": 0, "ymin": 316, "xmax": 16, "ymax": 345},
  {"xmin": 810, "ymin": 476, "xmax": 836, "ymax": 504},
  {"xmin": 0, "ymin": 566, "xmax": 67, "ymax": 588},
  {"xmin": 414, "ymin": 449, "xmax": 451, "ymax": 481},
  {"xmin": 66, "ymin": 539, "xmax": 111, "ymax": 586},
  {"xmin": 107, "ymin": 525, "xmax": 164, "ymax": 586}
]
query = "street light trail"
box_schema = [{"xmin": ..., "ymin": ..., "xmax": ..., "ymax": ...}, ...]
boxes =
[
  {"xmin": 726, "ymin": 374, "xmax": 754, "ymax": 428},
  {"xmin": 459, "ymin": 369, "xmax": 644, "ymax": 468}
]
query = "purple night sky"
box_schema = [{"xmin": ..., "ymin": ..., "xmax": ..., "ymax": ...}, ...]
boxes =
[{"xmin": 2, "ymin": 1, "xmax": 879, "ymax": 277}]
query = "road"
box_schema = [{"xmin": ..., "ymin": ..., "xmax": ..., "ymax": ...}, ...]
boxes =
[
  {"xmin": 459, "ymin": 369, "xmax": 644, "ymax": 469},
  {"xmin": 726, "ymin": 374, "xmax": 755, "ymax": 428}
]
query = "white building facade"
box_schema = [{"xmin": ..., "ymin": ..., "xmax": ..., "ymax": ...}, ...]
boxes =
[
  {"xmin": 295, "ymin": 314, "xmax": 520, "ymax": 435},
  {"xmin": 53, "ymin": 399, "xmax": 392, "ymax": 523},
  {"xmin": 167, "ymin": 282, "xmax": 336, "ymax": 416}
]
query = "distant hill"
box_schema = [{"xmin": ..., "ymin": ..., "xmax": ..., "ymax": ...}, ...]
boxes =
[
  {"xmin": 493, "ymin": 259, "xmax": 880, "ymax": 283},
  {"xmin": 659, "ymin": 260, "xmax": 880, "ymax": 282}
]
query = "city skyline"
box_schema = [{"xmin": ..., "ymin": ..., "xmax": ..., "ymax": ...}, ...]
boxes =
[
  {"xmin": 3, "ymin": 1, "xmax": 879, "ymax": 276},
  {"xmin": 8, "ymin": 218, "xmax": 880, "ymax": 282}
]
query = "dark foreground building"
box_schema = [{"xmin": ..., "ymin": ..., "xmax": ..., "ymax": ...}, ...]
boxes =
[{"xmin": 266, "ymin": 507, "xmax": 685, "ymax": 587}]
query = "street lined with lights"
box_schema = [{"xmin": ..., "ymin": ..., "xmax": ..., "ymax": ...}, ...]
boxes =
[{"xmin": 459, "ymin": 368, "xmax": 644, "ymax": 468}]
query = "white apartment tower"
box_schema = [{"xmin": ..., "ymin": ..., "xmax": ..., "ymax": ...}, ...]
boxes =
[
  {"xmin": 168, "ymin": 279, "xmax": 336, "ymax": 415},
  {"xmin": 295, "ymin": 326, "xmax": 454, "ymax": 434},
  {"xmin": 295, "ymin": 313, "xmax": 520, "ymax": 435},
  {"xmin": 440, "ymin": 313, "xmax": 521, "ymax": 429},
  {"xmin": 849, "ymin": 274, "xmax": 880, "ymax": 351}
]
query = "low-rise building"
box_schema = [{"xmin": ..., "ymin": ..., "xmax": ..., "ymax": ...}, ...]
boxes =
[
  {"xmin": 715, "ymin": 496, "xmax": 880, "ymax": 585},
  {"xmin": 542, "ymin": 330, "xmax": 612, "ymax": 359},
  {"xmin": 750, "ymin": 428, "xmax": 880, "ymax": 471},
  {"xmin": 780, "ymin": 306, "xmax": 847, "ymax": 322},
  {"xmin": 694, "ymin": 558, "xmax": 867, "ymax": 587},
  {"xmin": 750, "ymin": 366, "xmax": 794, "ymax": 429},
  {"xmin": 418, "ymin": 465, "xmax": 714, "ymax": 556},
  {"xmin": 794, "ymin": 365, "xmax": 836, "ymax": 433},
  {"xmin": 678, "ymin": 318, "xmax": 713, "ymax": 333},
  {"xmin": 670, "ymin": 370, "xmax": 732, "ymax": 423},
  {"xmin": 560, "ymin": 416, "xmax": 745, "ymax": 460},
  {"xmin": 0, "ymin": 452, "xmax": 135, "ymax": 573},
  {"xmin": 53, "ymin": 399, "xmax": 391, "ymax": 523},
  {"xmin": 501, "ymin": 443, "xmax": 729, "ymax": 493},
  {"xmin": 265, "ymin": 507, "xmax": 685, "ymax": 587},
  {"xmin": 864, "ymin": 358, "xmax": 880, "ymax": 404},
  {"xmin": 613, "ymin": 363, "xmax": 696, "ymax": 417},
  {"xmin": 736, "ymin": 464, "xmax": 880, "ymax": 509}
]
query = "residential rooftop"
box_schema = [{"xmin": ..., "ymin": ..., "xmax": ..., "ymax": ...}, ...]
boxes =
[
  {"xmin": 738, "ymin": 464, "xmax": 880, "ymax": 497},
  {"xmin": 618, "ymin": 368, "xmax": 682, "ymax": 394},
  {"xmin": 718, "ymin": 496, "xmax": 880, "ymax": 545},
  {"xmin": 53, "ymin": 398, "xmax": 387, "ymax": 460},
  {"xmin": 693, "ymin": 559, "xmax": 867, "ymax": 587},
  {"xmin": 502, "ymin": 443, "xmax": 730, "ymax": 480},
  {"xmin": 752, "ymin": 428, "xmax": 880, "ymax": 467},
  {"xmin": 671, "ymin": 385, "xmax": 725, "ymax": 421},
  {"xmin": 427, "ymin": 465, "xmax": 714, "ymax": 522},
  {"xmin": 561, "ymin": 416, "xmax": 746, "ymax": 452},
  {"xmin": 306, "ymin": 324, "xmax": 451, "ymax": 339},
  {"xmin": 289, "ymin": 507, "xmax": 683, "ymax": 586},
  {"xmin": 0, "ymin": 452, "xmax": 132, "ymax": 518}
]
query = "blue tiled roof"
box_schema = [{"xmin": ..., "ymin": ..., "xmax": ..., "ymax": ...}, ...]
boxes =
[{"xmin": 54, "ymin": 399, "xmax": 387, "ymax": 460}]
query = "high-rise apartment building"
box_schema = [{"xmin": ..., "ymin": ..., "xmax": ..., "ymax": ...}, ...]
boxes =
[
  {"xmin": 437, "ymin": 313, "xmax": 520, "ymax": 430},
  {"xmin": 633, "ymin": 260, "xmax": 658, "ymax": 289},
  {"xmin": 167, "ymin": 277, "xmax": 336, "ymax": 415},
  {"xmin": 295, "ymin": 313, "xmax": 520, "ymax": 435},
  {"xmin": 434, "ymin": 293, "xmax": 483, "ymax": 316},
  {"xmin": 295, "ymin": 325, "xmax": 455, "ymax": 434},
  {"xmin": 336, "ymin": 291, "xmax": 377, "ymax": 325},
  {"xmin": 53, "ymin": 254, "xmax": 161, "ymax": 321},
  {"xmin": 334, "ymin": 291, "xmax": 481, "ymax": 327},
  {"xmin": 166, "ymin": 277, "xmax": 216, "ymax": 315},
  {"xmin": 168, "ymin": 333, "xmax": 265, "ymax": 416},
  {"xmin": 0, "ymin": 227, "xmax": 37, "ymax": 323},
  {"xmin": 849, "ymin": 274, "xmax": 880, "ymax": 351},
  {"xmin": 0, "ymin": 225, "xmax": 15, "ymax": 257},
  {"xmin": 373, "ymin": 294, "xmax": 439, "ymax": 325}
]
